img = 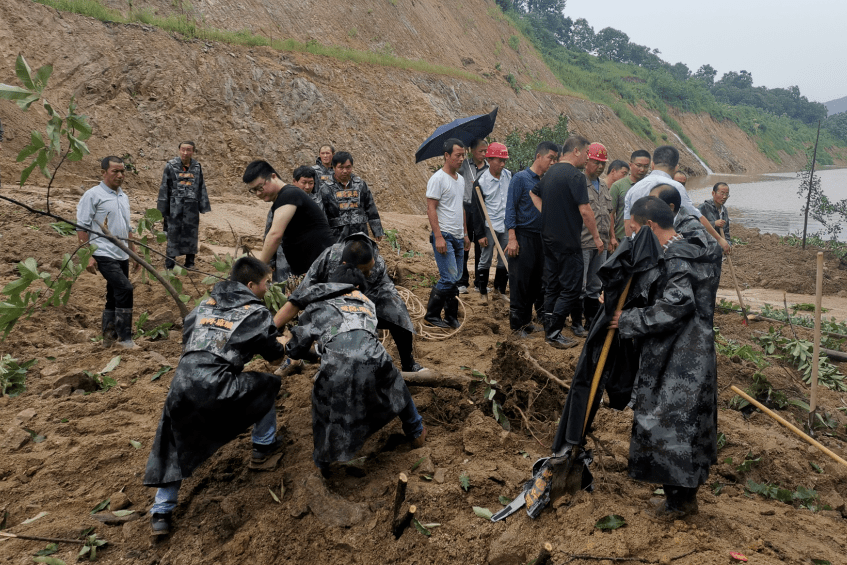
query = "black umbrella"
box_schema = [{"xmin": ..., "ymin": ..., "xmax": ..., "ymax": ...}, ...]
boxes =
[{"xmin": 415, "ymin": 107, "xmax": 498, "ymax": 163}]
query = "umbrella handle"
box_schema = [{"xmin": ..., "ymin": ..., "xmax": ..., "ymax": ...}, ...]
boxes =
[{"xmin": 582, "ymin": 277, "xmax": 632, "ymax": 436}]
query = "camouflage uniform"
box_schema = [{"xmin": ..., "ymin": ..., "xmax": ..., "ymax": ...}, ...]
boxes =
[
  {"xmin": 143, "ymin": 280, "xmax": 285, "ymax": 486},
  {"xmin": 286, "ymin": 283, "xmax": 420, "ymax": 466},
  {"xmin": 157, "ymin": 157, "xmax": 211, "ymax": 262},
  {"xmin": 264, "ymin": 207, "xmax": 292, "ymax": 283},
  {"xmin": 318, "ymin": 174, "xmax": 384, "ymax": 241},
  {"xmin": 699, "ymin": 198, "xmax": 730, "ymax": 241},
  {"xmin": 674, "ymin": 213, "xmax": 705, "ymax": 236},
  {"xmin": 312, "ymin": 158, "xmax": 334, "ymax": 185},
  {"xmin": 618, "ymin": 230, "xmax": 721, "ymax": 488}
]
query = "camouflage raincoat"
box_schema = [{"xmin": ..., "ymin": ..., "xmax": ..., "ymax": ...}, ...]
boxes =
[
  {"xmin": 673, "ymin": 213, "xmax": 704, "ymax": 236},
  {"xmin": 618, "ymin": 230, "xmax": 722, "ymax": 488},
  {"xmin": 699, "ymin": 198, "xmax": 730, "ymax": 241},
  {"xmin": 313, "ymin": 158, "xmax": 334, "ymax": 185},
  {"xmin": 143, "ymin": 281, "xmax": 286, "ymax": 486},
  {"xmin": 292, "ymin": 233, "xmax": 414, "ymax": 333},
  {"xmin": 286, "ymin": 283, "xmax": 410, "ymax": 465},
  {"xmin": 157, "ymin": 157, "xmax": 211, "ymax": 257},
  {"xmin": 318, "ymin": 175, "xmax": 384, "ymax": 241}
]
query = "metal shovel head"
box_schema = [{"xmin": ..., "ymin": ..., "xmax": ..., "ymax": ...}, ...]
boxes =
[{"xmin": 525, "ymin": 452, "xmax": 575, "ymax": 519}]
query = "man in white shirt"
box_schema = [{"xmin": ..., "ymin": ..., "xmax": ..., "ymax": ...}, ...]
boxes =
[
  {"xmin": 623, "ymin": 145, "xmax": 730, "ymax": 255},
  {"xmin": 424, "ymin": 138, "xmax": 471, "ymax": 328},
  {"xmin": 76, "ymin": 156, "xmax": 141, "ymax": 348},
  {"xmin": 471, "ymin": 142, "xmax": 511, "ymax": 303}
]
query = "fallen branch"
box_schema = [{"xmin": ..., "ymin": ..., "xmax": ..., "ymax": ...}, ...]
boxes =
[
  {"xmin": 392, "ymin": 504, "xmax": 416, "ymax": 539},
  {"xmin": 401, "ymin": 369, "xmax": 472, "ymax": 390},
  {"xmin": 519, "ymin": 344, "xmax": 570, "ymax": 391},
  {"xmin": 0, "ymin": 531, "xmax": 87, "ymax": 545},
  {"xmin": 563, "ymin": 549, "xmax": 695, "ymax": 563},
  {"xmin": 821, "ymin": 347, "xmax": 847, "ymax": 363}
]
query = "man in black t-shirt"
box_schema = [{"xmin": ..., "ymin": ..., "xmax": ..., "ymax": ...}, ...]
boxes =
[
  {"xmin": 530, "ymin": 136, "xmax": 603, "ymax": 349},
  {"xmin": 243, "ymin": 160, "xmax": 335, "ymax": 276}
]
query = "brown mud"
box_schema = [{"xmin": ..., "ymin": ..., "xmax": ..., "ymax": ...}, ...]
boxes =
[{"xmin": 2, "ymin": 194, "xmax": 847, "ymax": 565}]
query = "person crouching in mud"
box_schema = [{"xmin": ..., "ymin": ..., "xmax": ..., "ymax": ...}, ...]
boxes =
[{"xmin": 284, "ymin": 241, "xmax": 426, "ymax": 476}]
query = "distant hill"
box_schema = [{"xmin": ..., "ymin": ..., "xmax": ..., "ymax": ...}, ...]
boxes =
[{"xmin": 826, "ymin": 95, "xmax": 847, "ymax": 116}]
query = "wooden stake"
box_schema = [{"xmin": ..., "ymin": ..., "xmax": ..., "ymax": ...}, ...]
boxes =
[
  {"xmin": 401, "ymin": 370, "xmax": 472, "ymax": 390},
  {"xmin": 475, "ymin": 185, "xmax": 509, "ymax": 272},
  {"xmin": 534, "ymin": 542, "xmax": 553, "ymax": 565},
  {"xmin": 392, "ymin": 504, "xmax": 416, "ymax": 538},
  {"xmin": 720, "ymin": 227, "xmax": 748, "ymax": 325},
  {"xmin": 809, "ymin": 252, "xmax": 824, "ymax": 434},
  {"xmin": 0, "ymin": 531, "xmax": 88, "ymax": 545},
  {"xmin": 730, "ymin": 386, "xmax": 847, "ymax": 470},
  {"xmin": 583, "ymin": 278, "xmax": 632, "ymax": 435},
  {"xmin": 391, "ymin": 473, "xmax": 408, "ymax": 530}
]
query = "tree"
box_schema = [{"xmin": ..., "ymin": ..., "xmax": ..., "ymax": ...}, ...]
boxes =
[
  {"xmin": 569, "ymin": 18, "xmax": 595, "ymax": 53},
  {"xmin": 693, "ymin": 64, "xmax": 717, "ymax": 87},
  {"xmin": 594, "ymin": 27, "xmax": 629, "ymax": 62}
]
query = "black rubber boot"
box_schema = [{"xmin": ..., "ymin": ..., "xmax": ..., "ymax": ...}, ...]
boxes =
[
  {"xmin": 476, "ymin": 270, "xmax": 490, "ymax": 296},
  {"xmin": 543, "ymin": 314, "xmax": 577, "ymax": 350},
  {"xmin": 101, "ymin": 309, "xmax": 117, "ymax": 347},
  {"xmin": 424, "ymin": 288, "xmax": 450, "ymax": 328},
  {"xmin": 443, "ymin": 290, "xmax": 461, "ymax": 329},
  {"xmin": 184, "ymin": 254, "xmax": 196, "ymax": 269},
  {"xmin": 493, "ymin": 267, "xmax": 508, "ymax": 294},
  {"xmin": 583, "ymin": 297, "xmax": 601, "ymax": 331},
  {"xmin": 115, "ymin": 308, "xmax": 138, "ymax": 349},
  {"xmin": 510, "ymin": 308, "xmax": 531, "ymax": 338}
]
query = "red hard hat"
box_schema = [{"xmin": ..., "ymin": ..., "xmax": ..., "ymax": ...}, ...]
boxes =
[
  {"xmin": 587, "ymin": 142, "xmax": 608, "ymax": 162},
  {"xmin": 485, "ymin": 142, "xmax": 509, "ymax": 159}
]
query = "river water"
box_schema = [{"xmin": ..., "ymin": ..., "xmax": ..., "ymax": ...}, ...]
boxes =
[{"xmin": 683, "ymin": 168, "xmax": 847, "ymax": 240}]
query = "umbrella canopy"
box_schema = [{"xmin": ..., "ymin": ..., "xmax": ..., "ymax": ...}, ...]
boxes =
[{"xmin": 415, "ymin": 107, "xmax": 498, "ymax": 163}]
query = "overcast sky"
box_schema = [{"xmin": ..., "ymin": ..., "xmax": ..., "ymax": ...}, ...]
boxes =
[{"xmin": 565, "ymin": 0, "xmax": 845, "ymax": 104}]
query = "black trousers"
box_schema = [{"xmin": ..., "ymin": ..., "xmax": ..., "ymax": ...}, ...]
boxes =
[
  {"xmin": 459, "ymin": 202, "xmax": 481, "ymax": 288},
  {"xmin": 377, "ymin": 318, "xmax": 415, "ymax": 370},
  {"xmin": 542, "ymin": 245, "xmax": 583, "ymax": 327},
  {"xmin": 166, "ymin": 253, "xmax": 196, "ymax": 269},
  {"xmin": 94, "ymin": 256, "xmax": 133, "ymax": 310},
  {"xmin": 508, "ymin": 230, "xmax": 545, "ymax": 324}
]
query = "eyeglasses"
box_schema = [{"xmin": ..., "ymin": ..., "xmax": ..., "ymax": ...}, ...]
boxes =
[{"xmin": 247, "ymin": 178, "xmax": 269, "ymax": 195}]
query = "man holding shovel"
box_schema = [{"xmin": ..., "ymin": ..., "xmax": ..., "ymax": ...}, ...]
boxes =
[{"xmin": 471, "ymin": 142, "xmax": 510, "ymax": 303}]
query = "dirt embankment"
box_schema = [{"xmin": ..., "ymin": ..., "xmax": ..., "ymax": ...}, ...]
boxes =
[{"xmin": 3, "ymin": 0, "xmax": 842, "ymax": 219}]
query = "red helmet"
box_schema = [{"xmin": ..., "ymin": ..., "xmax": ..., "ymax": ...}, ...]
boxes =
[
  {"xmin": 485, "ymin": 142, "xmax": 509, "ymax": 159},
  {"xmin": 587, "ymin": 142, "xmax": 608, "ymax": 162}
]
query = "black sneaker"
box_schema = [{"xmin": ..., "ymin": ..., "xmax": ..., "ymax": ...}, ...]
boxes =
[
  {"xmin": 150, "ymin": 512, "xmax": 172, "ymax": 535},
  {"xmin": 251, "ymin": 437, "xmax": 284, "ymax": 465}
]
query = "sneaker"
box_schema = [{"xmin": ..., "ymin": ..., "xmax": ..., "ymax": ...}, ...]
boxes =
[
  {"xmin": 457, "ymin": 285, "xmax": 469, "ymax": 294},
  {"xmin": 571, "ymin": 325, "xmax": 587, "ymax": 338},
  {"xmin": 546, "ymin": 335, "xmax": 577, "ymax": 350},
  {"xmin": 251, "ymin": 437, "xmax": 284, "ymax": 465},
  {"xmin": 411, "ymin": 426, "xmax": 427, "ymax": 449},
  {"xmin": 150, "ymin": 512, "xmax": 172, "ymax": 535},
  {"xmin": 402, "ymin": 362, "xmax": 427, "ymax": 373}
]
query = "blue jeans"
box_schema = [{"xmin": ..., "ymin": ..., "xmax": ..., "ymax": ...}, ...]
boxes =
[
  {"xmin": 150, "ymin": 406, "xmax": 277, "ymax": 515},
  {"xmin": 430, "ymin": 232, "xmax": 464, "ymax": 293}
]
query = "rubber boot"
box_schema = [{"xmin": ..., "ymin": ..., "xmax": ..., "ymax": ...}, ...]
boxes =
[
  {"xmin": 443, "ymin": 290, "xmax": 461, "ymax": 329},
  {"xmin": 510, "ymin": 308, "xmax": 531, "ymax": 338},
  {"xmin": 101, "ymin": 309, "xmax": 117, "ymax": 347},
  {"xmin": 570, "ymin": 301, "xmax": 587, "ymax": 338},
  {"xmin": 115, "ymin": 308, "xmax": 139, "ymax": 349},
  {"xmin": 423, "ymin": 288, "xmax": 449, "ymax": 328},
  {"xmin": 184, "ymin": 254, "xmax": 196, "ymax": 269},
  {"xmin": 476, "ymin": 270, "xmax": 490, "ymax": 302},
  {"xmin": 583, "ymin": 297, "xmax": 601, "ymax": 332},
  {"xmin": 492, "ymin": 267, "xmax": 509, "ymax": 303},
  {"xmin": 543, "ymin": 314, "xmax": 576, "ymax": 350}
]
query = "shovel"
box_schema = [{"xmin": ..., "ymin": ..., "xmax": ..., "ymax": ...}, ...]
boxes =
[{"xmin": 720, "ymin": 227, "xmax": 748, "ymax": 326}]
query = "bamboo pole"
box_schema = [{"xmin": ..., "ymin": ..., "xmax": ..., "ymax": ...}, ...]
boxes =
[
  {"xmin": 719, "ymin": 227, "xmax": 748, "ymax": 325},
  {"xmin": 809, "ymin": 252, "xmax": 824, "ymax": 433},
  {"xmin": 583, "ymin": 278, "xmax": 632, "ymax": 435},
  {"xmin": 730, "ymin": 386, "xmax": 847, "ymax": 470},
  {"xmin": 475, "ymin": 185, "xmax": 508, "ymax": 272}
]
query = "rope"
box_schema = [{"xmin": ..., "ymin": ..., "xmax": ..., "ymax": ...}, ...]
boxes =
[{"xmin": 396, "ymin": 286, "xmax": 469, "ymax": 341}]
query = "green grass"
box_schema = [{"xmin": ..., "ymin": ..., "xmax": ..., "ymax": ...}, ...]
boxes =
[{"xmin": 32, "ymin": 0, "xmax": 483, "ymax": 82}]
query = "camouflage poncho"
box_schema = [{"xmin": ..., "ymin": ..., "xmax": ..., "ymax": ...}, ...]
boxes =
[
  {"xmin": 143, "ymin": 281, "xmax": 285, "ymax": 486},
  {"xmin": 157, "ymin": 157, "xmax": 211, "ymax": 257},
  {"xmin": 318, "ymin": 175, "xmax": 384, "ymax": 241},
  {"xmin": 286, "ymin": 283, "xmax": 410, "ymax": 466}
]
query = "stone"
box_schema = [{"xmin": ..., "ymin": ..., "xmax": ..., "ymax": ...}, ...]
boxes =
[
  {"xmin": 53, "ymin": 372, "xmax": 99, "ymax": 393},
  {"xmin": 3, "ymin": 427, "xmax": 31, "ymax": 450},
  {"xmin": 44, "ymin": 384, "xmax": 73, "ymax": 399},
  {"xmin": 72, "ymin": 389, "xmax": 86, "ymax": 396},
  {"xmin": 110, "ymin": 492, "xmax": 131, "ymax": 510},
  {"xmin": 14, "ymin": 408, "xmax": 37, "ymax": 426},
  {"xmin": 433, "ymin": 468, "xmax": 446, "ymax": 484},
  {"xmin": 146, "ymin": 351, "xmax": 170, "ymax": 366}
]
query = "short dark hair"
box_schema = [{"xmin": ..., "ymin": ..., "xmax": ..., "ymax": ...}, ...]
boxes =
[
  {"xmin": 242, "ymin": 160, "xmax": 278, "ymax": 184},
  {"xmin": 631, "ymin": 196, "xmax": 674, "ymax": 229},
  {"xmin": 469, "ymin": 138, "xmax": 487, "ymax": 151},
  {"xmin": 652, "ymin": 145, "xmax": 679, "ymax": 168},
  {"xmin": 293, "ymin": 165, "xmax": 316, "ymax": 181},
  {"xmin": 443, "ymin": 138, "xmax": 466, "ymax": 155},
  {"xmin": 713, "ymin": 182, "xmax": 729, "ymax": 193},
  {"xmin": 630, "ymin": 149, "xmax": 651, "ymax": 162},
  {"xmin": 608, "ymin": 159, "xmax": 629, "ymax": 174},
  {"xmin": 179, "ymin": 141, "xmax": 196, "ymax": 149},
  {"xmin": 101, "ymin": 156, "xmax": 124, "ymax": 170},
  {"xmin": 650, "ymin": 184, "xmax": 681, "ymax": 213},
  {"xmin": 319, "ymin": 144, "xmax": 335, "ymax": 154},
  {"xmin": 332, "ymin": 151, "xmax": 354, "ymax": 168},
  {"xmin": 534, "ymin": 141, "xmax": 559, "ymax": 160},
  {"xmin": 328, "ymin": 263, "xmax": 367, "ymax": 288},
  {"xmin": 341, "ymin": 239, "xmax": 374, "ymax": 267},
  {"xmin": 562, "ymin": 135, "xmax": 590, "ymax": 155},
  {"xmin": 231, "ymin": 256, "xmax": 272, "ymax": 287}
]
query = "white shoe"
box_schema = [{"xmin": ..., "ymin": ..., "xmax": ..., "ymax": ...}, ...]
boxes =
[{"xmin": 457, "ymin": 285, "xmax": 469, "ymax": 294}]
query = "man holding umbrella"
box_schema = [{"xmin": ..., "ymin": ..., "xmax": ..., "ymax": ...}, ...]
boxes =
[
  {"xmin": 424, "ymin": 139, "xmax": 470, "ymax": 328},
  {"xmin": 458, "ymin": 138, "xmax": 488, "ymax": 294}
]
